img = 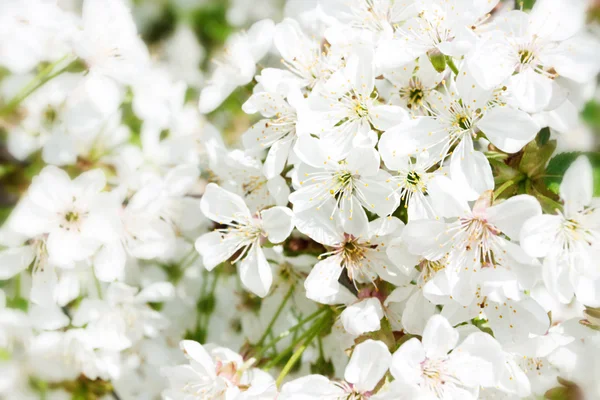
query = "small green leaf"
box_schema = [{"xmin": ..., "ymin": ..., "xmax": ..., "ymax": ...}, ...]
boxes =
[
  {"xmin": 519, "ymin": 138, "xmax": 556, "ymax": 179},
  {"xmin": 428, "ymin": 53, "xmax": 447, "ymax": 73},
  {"xmin": 516, "ymin": 0, "xmax": 536, "ymax": 10},
  {"xmin": 545, "ymin": 386, "xmax": 569, "ymax": 400},
  {"xmin": 582, "ymin": 100, "xmax": 600, "ymax": 130}
]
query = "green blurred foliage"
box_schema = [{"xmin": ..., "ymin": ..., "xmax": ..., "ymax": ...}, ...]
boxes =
[
  {"xmin": 516, "ymin": 0, "xmax": 536, "ymax": 10},
  {"xmin": 545, "ymin": 152, "xmax": 600, "ymax": 196}
]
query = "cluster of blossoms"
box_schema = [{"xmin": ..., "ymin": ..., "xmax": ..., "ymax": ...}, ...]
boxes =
[{"xmin": 0, "ymin": 0, "xmax": 599, "ymax": 399}]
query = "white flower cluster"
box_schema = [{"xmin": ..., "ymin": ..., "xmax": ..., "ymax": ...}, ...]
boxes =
[{"xmin": 0, "ymin": 0, "xmax": 599, "ymax": 399}]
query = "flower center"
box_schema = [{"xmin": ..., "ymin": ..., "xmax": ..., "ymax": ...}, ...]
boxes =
[
  {"xmin": 408, "ymin": 88, "xmax": 424, "ymax": 108},
  {"xmin": 329, "ymin": 169, "xmax": 356, "ymax": 200},
  {"xmin": 418, "ymin": 259, "xmax": 445, "ymax": 285},
  {"xmin": 65, "ymin": 211, "xmax": 79, "ymax": 222},
  {"xmin": 353, "ymin": 99, "xmax": 370, "ymax": 119},
  {"xmin": 456, "ymin": 115, "xmax": 471, "ymax": 131},
  {"xmin": 44, "ymin": 106, "xmax": 57, "ymax": 124},
  {"xmin": 518, "ymin": 49, "xmax": 534, "ymax": 65}
]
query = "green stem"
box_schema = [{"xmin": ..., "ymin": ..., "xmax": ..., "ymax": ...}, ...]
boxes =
[
  {"xmin": 317, "ymin": 335, "xmax": 325, "ymax": 360},
  {"xmin": 14, "ymin": 273, "xmax": 21, "ymax": 299},
  {"xmin": 445, "ymin": 56, "xmax": 459, "ymax": 75},
  {"xmin": 255, "ymin": 285, "xmax": 295, "ymax": 348},
  {"xmin": 494, "ymin": 179, "xmax": 516, "ymax": 200},
  {"xmin": 94, "ymin": 274, "xmax": 103, "ymax": 300},
  {"xmin": 180, "ymin": 248, "xmax": 198, "ymax": 269},
  {"xmin": 196, "ymin": 269, "xmax": 220, "ymax": 343},
  {"xmin": 263, "ymin": 311, "xmax": 330, "ymax": 370},
  {"xmin": 275, "ymin": 316, "xmax": 327, "ymax": 387},
  {"xmin": 0, "ymin": 56, "xmax": 75, "ymax": 117},
  {"xmin": 254, "ymin": 307, "xmax": 327, "ymax": 361}
]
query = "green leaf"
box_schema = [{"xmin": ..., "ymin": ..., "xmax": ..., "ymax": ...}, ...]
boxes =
[
  {"xmin": 545, "ymin": 386, "xmax": 569, "ymax": 400},
  {"xmin": 519, "ymin": 139, "xmax": 557, "ymax": 179},
  {"xmin": 516, "ymin": 0, "xmax": 536, "ymax": 10},
  {"xmin": 582, "ymin": 100, "xmax": 600, "ymax": 130},
  {"xmin": 428, "ymin": 53, "xmax": 447, "ymax": 73},
  {"xmin": 545, "ymin": 152, "xmax": 600, "ymax": 196}
]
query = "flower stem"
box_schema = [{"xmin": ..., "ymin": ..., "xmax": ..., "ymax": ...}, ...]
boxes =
[
  {"xmin": 254, "ymin": 307, "xmax": 327, "ymax": 361},
  {"xmin": 493, "ymin": 179, "xmax": 516, "ymax": 200},
  {"xmin": 445, "ymin": 56, "xmax": 459, "ymax": 75},
  {"xmin": 0, "ymin": 55, "xmax": 76, "ymax": 117},
  {"xmin": 255, "ymin": 284, "xmax": 295, "ymax": 348},
  {"xmin": 275, "ymin": 315, "xmax": 327, "ymax": 387},
  {"xmin": 94, "ymin": 274, "xmax": 103, "ymax": 300},
  {"xmin": 263, "ymin": 309, "xmax": 330, "ymax": 371}
]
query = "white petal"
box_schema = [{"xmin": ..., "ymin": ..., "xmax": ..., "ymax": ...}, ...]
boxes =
[
  {"xmin": 164, "ymin": 164, "xmax": 199, "ymax": 196},
  {"xmin": 293, "ymin": 206, "xmax": 343, "ymax": 247},
  {"xmin": 264, "ymin": 138, "xmax": 293, "ymax": 179},
  {"xmin": 427, "ymin": 175, "xmax": 471, "ymax": 218},
  {"xmin": 450, "ymin": 135, "xmax": 494, "ymax": 201},
  {"xmin": 200, "ymin": 183, "xmax": 251, "ymax": 224},
  {"xmin": 242, "ymin": 92, "xmax": 290, "ymax": 117},
  {"xmin": 279, "ymin": 375, "xmax": 344, "ymax": 399},
  {"xmin": 304, "ymin": 256, "xmax": 343, "ymax": 302},
  {"xmin": 28, "ymin": 304, "xmax": 69, "ymax": 331},
  {"xmin": 508, "ymin": 69, "xmax": 553, "ymax": 113},
  {"xmin": 246, "ymin": 19, "xmax": 275, "ymax": 62},
  {"xmin": 0, "ymin": 245, "xmax": 35, "ymax": 280},
  {"xmin": 179, "ymin": 340, "xmax": 217, "ymax": 378},
  {"xmin": 345, "ymin": 147, "xmax": 380, "ymax": 177},
  {"xmin": 261, "ymin": 206, "xmax": 294, "ymax": 243},
  {"xmin": 345, "ymin": 339, "xmax": 392, "ymax": 393},
  {"xmin": 560, "ymin": 155, "xmax": 593, "ymax": 216},
  {"xmin": 239, "ymin": 246, "xmax": 272, "ymax": 298},
  {"xmin": 486, "ymin": 195, "xmax": 542, "ymax": 240},
  {"xmin": 387, "ymin": 238, "xmax": 421, "ymax": 276},
  {"xmin": 267, "ymin": 175, "xmax": 291, "ymax": 207},
  {"xmin": 390, "ymin": 338, "xmax": 425, "ymax": 384},
  {"xmin": 93, "ymin": 242, "xmax": 126, "ymax": 282},
  {"xmin": 195, "ymin": 231, "xmax": 241, "ymax": 271},
  {"xmin": 422, "ymin": 315, "xmax": 459, "ymax": 359},
  {"xmin": 520, "ymin": 215, "xmax": 562, "ymax": 258},
  {"xmin": 378, "ymin": 118, "xmax": 445, "ymax": 170},
  {"xmin": 370, "ymin": 105, "xmax": 408, "ymax": 131},
  {"xmin": 340, "ymin": 298, "xmax": 384, "ymax": 336},
  {"xmin": 293, "ymin": 135, "xmax": 328, "ymax": 168},
  {"xmin": 546, "ymin": 32, "xmax": 600, "ymax": 83},
  {"xmin": 478, "ymin": 107, "xmax": 539, "ymax": 153},
  {"xmin": 137, "ymin": 282, "xmax": 175, "ymax": 303}
]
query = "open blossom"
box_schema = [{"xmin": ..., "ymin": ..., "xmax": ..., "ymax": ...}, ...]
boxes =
[
  {"xmin": 242, "ymin": 88, "xmax": 309, "ymax": 179},
  {"xmin": 307, "ymin": 46, "xmax": 408, "ymax": 159},
  {"xmin": 72, "ymin": 0, "xmax": 149, "ymax": 84},
  {"xmin": 380, "ymin": 69, "xmax": 539, "ymax": 198},
  {"xmin": 195, "ymin": 183, "xmax": 294, "ymax": 297},
  {"xmin": 467, "ymin": 0, "xmax": 600, "ymax": 112},
  {"xmin": 7, "ymin": 166, "xmax": 115, "ymax": 268},
  {"xmin": 382, "ymin": 315, "xmax": 505, "ymax": 400},
  {"xmin": 199, "ymin": 19, "xmax": 275, "ymax": 114},
  {"xmin": 261, "ymin": 18, "xmax": 343, "ymax": 91},
  {"xmin": 290, "ymin": 135, "xmax": 398, "ymax": 236},
  {"xmin": 402, "ymin": 187, "xmax": 541, "ymax": 305},
  {"xmin": 162, "ymin": 340, "xmax": 275, "ymax": 400},
  {"xmin": 383, "ymin": 56, "xmax": 444, "ymax": 115},
  {"xmin": 376, "ymin": 0, "xmax": 500, "ymax": 68},
  {"xmin": 521, "ymin": 156, "xmax": 600, "ymax": 306},
  {"xmin": 280, "ymin": 339, "xmax": 392, "ymax": 399},
  {"xmin": 295, "ymin": 204, "xmax": 409, "ymax": 303}
]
